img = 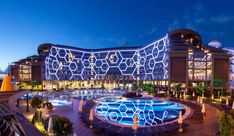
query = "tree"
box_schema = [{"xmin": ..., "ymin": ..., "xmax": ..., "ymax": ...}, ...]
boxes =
[
  {"xmin": 196, "ymin": 85, "xmax": 205, "ymax": 97},
  {"xmin": 101, "ymin": 84, "xmax": 105, "ymax": 89},
  {"xmin": 138, "ymin": 81, "xmax": 144, "ymax": 93},
  {"xmin": 52, "ymin": 115, "xmax": 73, "ymax": 136},
  {"xmin": 174, "ymin": 83, "xmax": 182, "ymax": 93},
  {"xmin": 218, "ymin": 112, "xmax": 234, "ymax": 136},
  {"xmin": 30, "ymin": 96, "xmax": 42, "ymax": 108},
  {"xmin": 31, "ymin": 80, "xmax": 40, "ymax": 91},
  {"xmin": 132, "ymin": 82, "xmax": 138, "ymax": 91},
  {"xmin": 144, "ymin": 84, "xmax": 153, "ymax": 94}
]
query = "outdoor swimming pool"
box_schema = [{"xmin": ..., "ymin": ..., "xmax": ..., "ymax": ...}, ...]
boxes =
[
  {"xmin": 48, "ymin": 99, "xmax": 72, "ymax": 106},
  {"xmin": 20, "ymin": 89, "xmax": 126, "ymax": 106},
  {"xmin": 72, "ymin": 89, "xmax": 126, "ymax": 100},
  {"xmin": 95, "ymin": 96, "xmax": 186, "ymax": 126}
]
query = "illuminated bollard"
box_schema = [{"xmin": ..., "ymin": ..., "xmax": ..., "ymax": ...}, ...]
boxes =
[
  {"xmin": 226, "ymin": 97, "xmax": 229, "ymax": 106},
  {"xmin": 178, "ymin": 111, "xmax": 183, "ymax": 132},
  {"xmin": 48, "ymin": 117, "xmax": 54, "ymax": 135},
  {"xmin": 183, "ymin": 91, "xmax": 186, "ymax": 99},
  {"xmin": 192, "ymin": 91, "xmax": 195, "ymax": 97},
  {"xmin": 132, "ymin": 116, "xmax": 138, "ymax": 136},
  {"xmin": 201, "ymin": 103, "xmax": 206, "ymax": 119},
  {"xmin": 211, "ymin": 94, "xmax": 214, "ymax": 100},
  {"xmin": 200, "ymin": 97, "xmax": 203, "ymax": 104},
  {"xmin": 232, "ymin": 101, "xmax": 234, "ymax": 109},
  {"xmin": 197, "ymin": 96, "xmax": 200, "ymax": 103},
  {"xmin": 79, "ymin": 99, "xmax": 83, "ymax": 117},
  {"xmin": 89, "ymin": 108, "xmax": 94, "ymax": 128}
]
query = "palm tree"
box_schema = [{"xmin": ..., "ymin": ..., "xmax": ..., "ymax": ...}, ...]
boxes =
[
  {"xmin": 31, "ymin": 80, "xmax": 38, "ymax": 91},
  {"xmin": 138, "ymin": 81, "xmax": 144, "ymax": 93},
  {"xmin": 145, "ymin": 84, "xmax": 153, "ymax": 94},
  {"xmin": 174, "ymin": 83, "xmax": 182, "ymax": 93},
  {"xmin": 132, "ymin": 82, "xmax": 138, "ymax": 91},
  {"xmin": 196, "ymin": 85, "xmax": 205, "ymax": 97}
]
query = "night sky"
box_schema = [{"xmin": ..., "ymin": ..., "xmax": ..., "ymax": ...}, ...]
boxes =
[{"xmin": 0, "ymin": 0, "xmax": 234, "ymax": 69}]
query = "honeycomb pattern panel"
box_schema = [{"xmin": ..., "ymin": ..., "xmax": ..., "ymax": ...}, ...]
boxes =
[
  {"xmin": 139, "ymin": 36, "xmax": 168, "ymax": 80},
  {"xmin": 44, "ymin": 35, "xmax": 168, "ymax": 80},
  {"xmin": 95, "ymin": 97, "xmax": 183, "ymax": 126}
]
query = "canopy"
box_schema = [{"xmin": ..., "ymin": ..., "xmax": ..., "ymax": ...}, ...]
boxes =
[{"xmin": 0, "ymin": 76, "xmax": 13, "ymax": 91}]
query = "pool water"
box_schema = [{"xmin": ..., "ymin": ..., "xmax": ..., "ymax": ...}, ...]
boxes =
[
  {"xmin": 72, "ymin": 89, "xmax": 126, "ymax": 100},
  {"xmin": 95, "ymin": 96, "xmax": 185, "ymax": 126},
  {"xmin": 20, "ymin": 92, "xmax": 43, "ymax": 99},
  {"xmin": 48, "ymin": 99, "xmax": 71, "ymax": 106}
]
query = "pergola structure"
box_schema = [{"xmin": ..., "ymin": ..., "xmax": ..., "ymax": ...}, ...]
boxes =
[{"xmin": 0, "ymin": 102, "xmax": 26, "ymax": 136}]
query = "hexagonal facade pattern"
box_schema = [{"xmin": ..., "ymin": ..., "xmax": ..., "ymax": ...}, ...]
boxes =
[
  {"xmin": 43, "ymin": 35, "xmax": 168, "ymax": 80},
  {"xmin": 95, "ymin": 97, "xmax": 184, "ymax": 126}
]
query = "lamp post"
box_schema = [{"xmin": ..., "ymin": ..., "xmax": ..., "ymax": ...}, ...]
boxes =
[
  {"xmin": 26, "ymin": 93, "xmax": 29, "ymax": 112},
  {"xmin": 16, "ymin": 98, "xmax": 20, "ymax": 107}
]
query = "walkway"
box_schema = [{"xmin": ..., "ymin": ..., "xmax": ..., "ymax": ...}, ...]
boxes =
[
  {"xmin": 14, "ymin": 99, "xmax": 96, "ymax": 136},
  {"xmin": 181, "ymin": 101, "xmax": 221, "ymax": 136},
  {"xmin": 8, "ymin": 92, "xmax": 221, "ymax": 136}
]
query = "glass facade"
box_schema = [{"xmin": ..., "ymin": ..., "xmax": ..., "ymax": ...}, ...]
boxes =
[
  {"xmin": 43, "ymin": 35, "xmax": 169, "ymax": 81},
  {"xmin": 187, "ymin": 50, "xmax": 212, "ymax": 80}
]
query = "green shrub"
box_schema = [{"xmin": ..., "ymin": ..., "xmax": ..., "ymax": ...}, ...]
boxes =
[
  {"xmin": 228, "ymin": 110, "xmax": 234, "ymax": 122},
  {"xmin": 122, "ymin": 92, "xmax": 142, "ymax": 98},
  {"xmin": 43, "ymin": 102, "xmax": 53, "ymax": 110},
  {"xmin": 144, "ymin": 84, "xmax": 153, "ymax": 94},
  {"xmin": 219, "ymin": 111, "xmax": 234, "ymax": 136},
  {"xmin": 149, "ymin": 92, "xmax": 156, "ymax": 96},
  {"xmin": 53, "ymin": 115, "xmax": 73, "ymax": 136},
  {"xmin": 30, "ymin": 97, "xmax": 42, "ymax": 108}
]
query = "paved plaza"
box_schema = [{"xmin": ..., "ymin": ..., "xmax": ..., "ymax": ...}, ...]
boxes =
[{"xmin": 14, "ymin": 97, "xmax": 221, "ymax": 136}]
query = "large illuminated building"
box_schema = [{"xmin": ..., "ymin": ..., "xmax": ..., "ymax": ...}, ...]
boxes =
[{"xmin": 10, "ymin": 29, "xmax": 231, "ymax": 94}]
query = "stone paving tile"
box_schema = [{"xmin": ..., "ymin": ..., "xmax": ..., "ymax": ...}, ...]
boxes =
[
  {"xmin": 175, "ymin": 102, "xmax": 220, "ymax": 136},
  {"xmin": 51, "ymin": 100, "xmax": 97, "ymax": 136},
  {"xmin": 16, "ymin": 98, "xmax": 221, "ymax": 136},
  {"xmin": 18, "ymin": 99, "xmax": 97, "ymax": 136}
]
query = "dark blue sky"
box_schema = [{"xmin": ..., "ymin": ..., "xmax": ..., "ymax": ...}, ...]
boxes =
[{"xmin": 0, "ymin": 0, "xmax": 234, "ymax": 69}]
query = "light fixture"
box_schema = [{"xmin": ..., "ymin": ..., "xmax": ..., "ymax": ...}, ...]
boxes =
[{"xmin": 204, "ymin": 50, "xmax": 209, "ymax": 53}]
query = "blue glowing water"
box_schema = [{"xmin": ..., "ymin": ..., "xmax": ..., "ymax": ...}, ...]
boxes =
[
  {"xmin": 95, "ymin": 96, "xmax": 185, "ymax": 126},
  {"xmin": 48, "ymin": 99, "xmax": 71, "ymax": 106},
  {"xmin": 72, "ymin": 89, "xmax": 126, "ymax": 99},
  {"xmin": 20, "ymin": 92, "xmax": 43, "ymax": 99}
]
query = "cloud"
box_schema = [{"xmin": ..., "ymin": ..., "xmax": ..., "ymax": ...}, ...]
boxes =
[
  {"xmin": 165, "ymin": 1, "xmax": 234, "ymax": 45},
  {"xmin": 211, "ymin": 16, "xmax": 234, "ymax": 23}
]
